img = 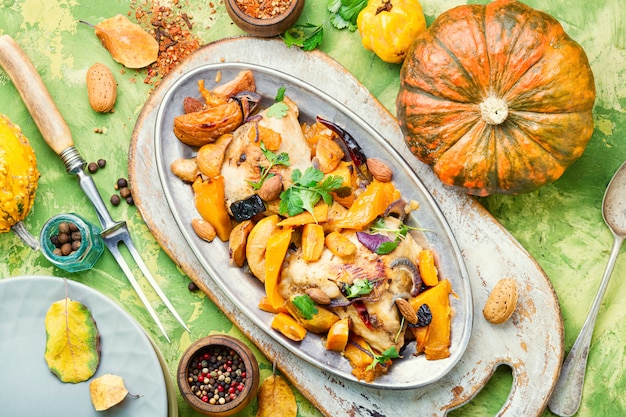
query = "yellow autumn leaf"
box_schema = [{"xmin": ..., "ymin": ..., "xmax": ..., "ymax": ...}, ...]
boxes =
[
  {"xmin": 256, "ymin": 374, "xmax": 297, "ymax": 417},
  {"xmin": 44, "ymin": 298, "xmax": 100, "ymax": 383},
  {"xmin": 93, "ymin": 15, "xmax": 159, "ymax": 68},
  {"xmin": 90, "ymin": 374, "xmax": 129, "ymax": 411}
]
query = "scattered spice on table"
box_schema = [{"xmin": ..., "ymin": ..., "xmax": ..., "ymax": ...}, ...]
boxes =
[
  {"xmin": 131, "ymin": 0, "xmax": 202, "ymax": 86},
  {"xmin": 110, "ymin": 177, "xmax": 135, "ymax": 206},
  {"xmin": 110, "ymin": 195, "xmax": 121, "ymax": 206},
  {"xmin": 186, "ymin": 346, "xmax": 248, "ymax": 404},
  {"xmin": 87, "ymin": 159, "xmax": 107, "ymax": 174},
  {"xmin": 236, "ymin": 0, "xmax": 292, "ymax": 19}
]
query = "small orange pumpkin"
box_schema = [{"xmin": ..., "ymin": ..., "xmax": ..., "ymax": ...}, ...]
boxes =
[{"xmin": 396, "ymin": 0, "xmax": 596, "ymax": 196}]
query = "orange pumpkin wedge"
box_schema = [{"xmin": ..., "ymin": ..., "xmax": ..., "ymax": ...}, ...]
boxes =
[
  {"xmin": 418, "ymin": 249, "xmax": 439, "ymax": 287},
  {"xmin": 409, "ymin": 279, "xmax": 453, "ymax": 360},
  {"xmin": 271, "ymin": 312, "xmax": 307, "ymax": 342},
  {"xmin": 325, "ymin": 318, "xmax": 350, "ymax": 352},
  {"xmin": 264, "ymin": 227, "xmax": 293, "ymax": 310},
  {"xmin": 301, "ymin": 223, "xmax": 325, "ymax": 262}
]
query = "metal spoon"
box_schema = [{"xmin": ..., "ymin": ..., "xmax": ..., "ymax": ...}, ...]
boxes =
[{"xmin": 548, "ymin": 160, "xmax": 626, "ymax": 416}]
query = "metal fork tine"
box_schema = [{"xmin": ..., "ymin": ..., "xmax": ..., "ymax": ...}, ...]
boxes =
[
  {"xmin": 123, "ymin": 237, "xmax": 191, "ymax": 333},
  {"xmin": 106, "ymin": 241, "xmax": 171, "ymax": 343}
]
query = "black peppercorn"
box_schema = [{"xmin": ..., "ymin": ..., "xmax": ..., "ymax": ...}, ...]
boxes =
[
  {"xmin": 117, "ymin": 178, "xmax": 128, "ymax": 189},
  {"xmin": 97, "ymin": 159, "xmax": 106, "ymax": 168},
  {"xmin": 126, "ymin": 196, "xmax": 134, "ymax": 206},
  {"xmin": 110, "ymin": 195, "xmax": 121, "ymax": 206},
  {"xmin": 88, "ymin": 162, "xmax": 98, "ymax": 173},
  {"xmin": 188, "ymin": 282, "xmax": 199, "ymax": 292},
  {"xmin": 120, "ymin": 187, "xmax": 132, "ymax": 199}
]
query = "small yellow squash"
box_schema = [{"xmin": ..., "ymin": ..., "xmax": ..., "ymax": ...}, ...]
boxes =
[
  {"xmin": 0, "ymin": 114, "xmax": 40, "ymax": 233},
  {"xmin": 357, "ymin": 0, "xmax": 427, "ymax": 64}
]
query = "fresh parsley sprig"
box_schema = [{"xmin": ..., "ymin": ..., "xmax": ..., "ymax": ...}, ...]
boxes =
[
  {"xmin": 281, "ymin": 0, "xmax": 368, "ymax": 51},
  {"xmin": 279, "ymin": 167, "xmax": 343, "ymax": 217},
  {"xmin": 292, "ymin": 294, "xmax": 318, "ymax": 320},
  {"xmin": 266, "ymin": 86, "xmax": 289, "ymax": 118},
  {"xmin": 344, "ymin": 278, "xmax": 373, "ymax": 298},
  {"xmin": 366, "ymin": 346, "xmax": 401, "ymax": 371},
  {"xmin": 248, "ymin": 142, "xmax": 290, "ymax": 190},
  {"xmin": 328, "ymin": 0, "xmax": 368, "ymax": 30},
  {"xmin": 282, "ymin": 23, "xmax": 325, "ymax": 51}
]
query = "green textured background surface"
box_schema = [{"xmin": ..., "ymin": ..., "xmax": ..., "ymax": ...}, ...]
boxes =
[{"xmin": 1, "ymin": 0, "xmax": 625, "ymax": 416}]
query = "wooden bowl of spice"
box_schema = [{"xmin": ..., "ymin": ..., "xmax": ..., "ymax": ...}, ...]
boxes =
[
  {"xmin": 225, "ymin": 0, "xmax": 305, "ymax": 37},
  {"xmin": 177, "ymin": 335, "xmax": 260, "ymax": 416}
]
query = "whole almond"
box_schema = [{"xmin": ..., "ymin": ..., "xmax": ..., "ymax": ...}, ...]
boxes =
[
  {"xmin": 86, "ymin": 63, "xmax": 117, "ymax": 113},
  {"xmin": 183, "ymin": 96, "xmax": 204, "ymax": 114},
  {"xmin": 257, "ymin": 174, "xmax": 283, "ymax": 201},
  {"xmin": 305, "ymin": 288, "xmax": 331, "ymax": 305},
  {"xmin": 170, "ymin": 157, "xmax": 199, "ymax": 183},
  {"xmin": 366, "ymin": 158, "xmax": 393, "ymax": 182},
  {"xmin": 191, "ymin": 218, "xmax": 217, "ymax": 242},
  {"xmin": 483, "ymin": 278, "xmax": 518, "ymax": 324},
  {"xmin": 395, "ymin": 298, "xmax": 418, "ymax": 324},
  {"xmin": 229, "ymin": 220, "xmax": 254, "ymax": 267}
]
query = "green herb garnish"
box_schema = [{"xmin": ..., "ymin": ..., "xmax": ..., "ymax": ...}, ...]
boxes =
[
  {"xmin": 328, "ymin": 0, "xmax": 368, "ymax": 30},
  {"xmin": 247, "ymin": 142, "xmax": 290, "ymax": 190},
  {"xmin": 279, "ymin": 167, "xmax": 343, "ymax": 217},
  {"xmin": 265, "ymin": 86, "xmax": 289, "ymax": 118},
  {"xmin": 292, "ymin": 294, "xmax": 318, "ymax": 320},
  {"xmin": 345, "ymin": 278, "xmax": 373, "ymax": 298},
  {"xmin": 375, "ymin": 241, "xmax": 399, "ymax": 255},
  {"xmin": 283, "ymin": 23, "xmax": 325, "ymax": 51},
  {"xmin": 266, "ymin": 102, "xmax": 289, "ymax": 118},
  {"xmin": 369, "ymin": 218, "xmax": 428, "ymax": 254},
  {"xmin": 281, "ymin": 0, "xmax": 367, "ymax": 51},
  {"xmin": 366, "ymin": 346, "xmax": 401, "ymax": 371},
  {"xmin": 275, "ymin": 86, "xmax": 286, "ymax": 102}
]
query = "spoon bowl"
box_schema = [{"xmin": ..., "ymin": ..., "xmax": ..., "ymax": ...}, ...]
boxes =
[{"xmin": 548, "ymin": 160, "xmax": 626, "ymax": 416}]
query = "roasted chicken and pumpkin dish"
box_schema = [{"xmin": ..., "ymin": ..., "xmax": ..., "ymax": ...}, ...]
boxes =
[{"xmin": 170, "ymin": 70, "xmax": 454, "ymax": 382}]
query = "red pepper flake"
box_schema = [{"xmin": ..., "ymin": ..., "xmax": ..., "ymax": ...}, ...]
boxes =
[
  {"xmin": 353, "ymin": 301, "xmax": 373, "ymax": 329},
  {"xmin": 130, "ymin": 0, "xmax": 202, "ymax": 86},
  {"xmin": 235, "ymin": 0, "xmax": 292, "ymax": 19}
]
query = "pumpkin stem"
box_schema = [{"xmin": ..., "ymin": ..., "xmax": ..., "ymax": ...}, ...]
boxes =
[
  {"xmin": 479, "ymin": 97, "xmax": 509, "ymax": 125},
  {"xmin": 376, "ymin": 0, "xmax": 392, "ymax": 14},
  {"xmin": 11, "ymin": 220, "xmax": 40, "ymax": 250}
]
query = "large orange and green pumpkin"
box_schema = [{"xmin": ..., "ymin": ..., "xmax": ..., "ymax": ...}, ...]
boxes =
[{"xmin": 396, "ymin": 0, "xmax": 596, "ymax": 196}]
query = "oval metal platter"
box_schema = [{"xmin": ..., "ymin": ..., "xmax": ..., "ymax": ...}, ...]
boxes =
[{"xmin": 153, "ymin": 62, "xmax": 473, "ymax": 389}]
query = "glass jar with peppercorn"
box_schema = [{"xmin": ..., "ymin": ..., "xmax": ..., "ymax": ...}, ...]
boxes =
[{"xmin": 39, "ymin": 213, "xmax": 104, "ymax": 273}]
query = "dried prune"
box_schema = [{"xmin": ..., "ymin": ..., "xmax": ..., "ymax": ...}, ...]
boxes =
[{"xmin": 230, "ymin": 194, "xmax": 265, "ymax": 222}]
